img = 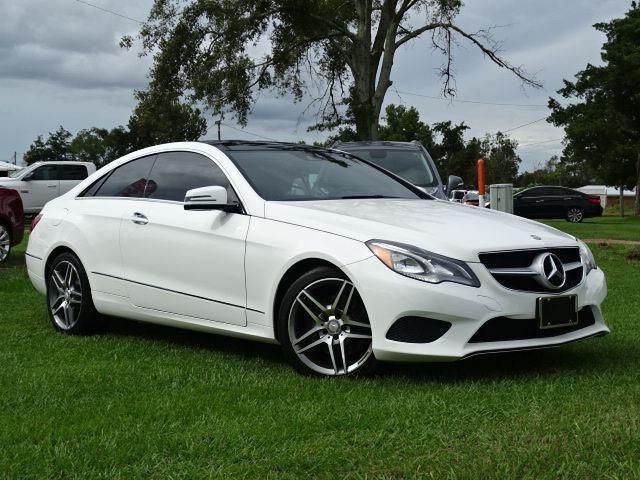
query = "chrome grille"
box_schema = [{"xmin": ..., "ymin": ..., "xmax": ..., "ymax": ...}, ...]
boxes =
[{"xmin": 479, "ymin": 247, "xmax": 584, "ymax": 293}]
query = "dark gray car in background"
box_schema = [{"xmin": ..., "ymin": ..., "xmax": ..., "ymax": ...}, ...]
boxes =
[{"xmin": 333, "ymin": 141, "xmax": 462, "ymax": 200}]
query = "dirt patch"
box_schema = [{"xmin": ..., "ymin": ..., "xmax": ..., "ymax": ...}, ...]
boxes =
[
  {"xmin": 626, "ymin": 248, "xmax": 640, "ymax": 261},
  {"xmin": 585, "ymin": 238, "xmax": 640, "ymax": 246}
]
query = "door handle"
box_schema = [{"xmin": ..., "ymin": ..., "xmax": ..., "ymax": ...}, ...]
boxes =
[
  {"xmin": 48, "ymin": 185, "xmax": 57, "ymax": 188},
  {"xmin": 130, "ymin": 212, "xmax": 149, "ymax": 225}
]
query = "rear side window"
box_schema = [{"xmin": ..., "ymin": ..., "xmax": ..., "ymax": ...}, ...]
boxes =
[
  {"xmin": 144, "ymin": 152, "xmax": 238, "ymax": 203},
  {"xmin": 93, "ymin": 155, "xmax": 157, "ymax": 198},
  {"xmin": 30, "ymin": 164, "xmax": 59, "ymax": 181},
  {"xmin": 524, "ymin": 187, "xmax": 551, "ymax": 197},
  {"xmin": 60, "ymin": 164, "xmax": 88, "ymax": 180}
]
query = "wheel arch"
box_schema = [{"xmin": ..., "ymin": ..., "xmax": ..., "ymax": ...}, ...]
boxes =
[
  {"xmin": 45, "ymin": 245, "xmax": 82, "ymax": 279},
  {"xmin": 272, "ymin": 257, "xmax": 343, "ymax": 343}
]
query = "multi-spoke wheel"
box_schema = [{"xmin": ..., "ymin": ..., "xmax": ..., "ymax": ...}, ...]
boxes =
[
  {"xmin": 566, "ymin": 207, "xmax": 584, "ymax": 223},
  {"xmin": 278, "ymin": 266, "xmax": 375, "ymax": 376},
  {"xmin": 46, "ymin": 252, "xmax": 100, "ymax": 334},
  {"xmin": 0, "ymin": 224, "xmax": 10, "ymax": 263}
]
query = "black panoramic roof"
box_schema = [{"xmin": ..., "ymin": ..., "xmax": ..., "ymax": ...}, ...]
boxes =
[
  {"xmin": 333, "ymin": 141, "xmax": 422, "ymax": 150},
  {"xmin": 201, "ymin": 140, "xmax": 331, "ymax": 152}
]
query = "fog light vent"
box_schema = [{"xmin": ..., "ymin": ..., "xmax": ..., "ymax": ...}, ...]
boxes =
[{"xmin": 386, "ymin": 316, "xmax": 451, "ymax": 343}]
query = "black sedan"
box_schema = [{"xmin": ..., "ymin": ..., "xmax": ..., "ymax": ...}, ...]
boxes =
[{"xmin": 513, "ymin": 186, "xmax": 603, "ymax": 223}]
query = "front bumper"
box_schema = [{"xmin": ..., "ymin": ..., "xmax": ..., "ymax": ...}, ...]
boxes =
[{"xmin": 343, "ymin": 256, "xmax": 608, "ymax": 362}]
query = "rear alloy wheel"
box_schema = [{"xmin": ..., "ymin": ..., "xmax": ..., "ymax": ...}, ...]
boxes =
[
  {"xmin": 279, "ymin": 267, "xmax": 375, "ymax": 376},
  {"xmin": 0, "ymin": 224, "xmax": 10, "ymax": 263},
  {"xmin": 566, "ymin": 207, "xmax": 584, "ymax": 223},
  {"xmin": 46, "ymin": 252, "xmax": 101, "ymax": 334}
]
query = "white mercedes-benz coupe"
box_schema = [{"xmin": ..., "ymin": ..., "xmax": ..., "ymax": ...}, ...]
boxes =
[{"xmin": 26, "ymin": 141, "xmax": 609, "ymax": 376}]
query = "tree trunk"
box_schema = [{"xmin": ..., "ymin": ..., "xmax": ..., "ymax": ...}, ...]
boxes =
[{"xmin": 620, "ymin": 185, "xmax": 625, "ymax": 217}]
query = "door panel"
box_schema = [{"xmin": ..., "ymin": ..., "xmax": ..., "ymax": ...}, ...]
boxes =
[
  {"xmin": 120, "ymin": 202, "xmax": 249, "ymax": 326},
  {"xmin": 72, "ymin": 198, "xmax": 128, "ymax": 297},
  {"xmin": 22, "ymin": 164, "xmax": 60, "ymax": 212}
]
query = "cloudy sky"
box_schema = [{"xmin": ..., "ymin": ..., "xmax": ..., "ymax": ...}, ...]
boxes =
[{"xmin": 0, "ymin": 0, "xmax": 631, "ymax": 170}]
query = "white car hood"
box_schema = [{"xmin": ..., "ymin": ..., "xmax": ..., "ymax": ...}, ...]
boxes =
[{"xmin": 265, "ymin": 199, "xmax": 577, "ymax": 262}]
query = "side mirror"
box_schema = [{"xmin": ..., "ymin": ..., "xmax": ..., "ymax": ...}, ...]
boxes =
[
  {"xmin": 184, "ymin": 185, "xmax": 240, "ymax": 212},
  {"xmin": 22, "ymin": 173, "xmax": 34, "ymax": 181},
  {"xmin": 446, "ymin": 175, "xmax": 463, "ymax": 194}
]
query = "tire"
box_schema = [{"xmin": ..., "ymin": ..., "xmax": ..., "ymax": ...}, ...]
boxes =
[
  {"xmin": 277, "ymin": 266, "xmax": 376, "ymax": 377},
  {"xmin": 566, "ymin": 207, "xmax": 584, "ymax": 223},
  {"xmin": 0, "ymin": 223, "xmax": 10, "ymax": 264},
  {"xmin": 46, "ymin": 252, "xmax": 102, "ymax": 334}
]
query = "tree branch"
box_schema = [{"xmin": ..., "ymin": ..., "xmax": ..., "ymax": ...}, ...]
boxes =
[{"xmin": 395, "ymin": 22, "xmax": 542, "ymax": 89}]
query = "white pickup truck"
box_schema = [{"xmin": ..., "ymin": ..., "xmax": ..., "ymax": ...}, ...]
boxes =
[{"xmin": 0, "ymin": 161, "xmax": 96, "ymax": 214}]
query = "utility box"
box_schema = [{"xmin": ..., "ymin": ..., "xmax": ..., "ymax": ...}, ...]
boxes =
[{"xmin": 490, "ymin": 184, "xmax": 514, "ymax": 214}]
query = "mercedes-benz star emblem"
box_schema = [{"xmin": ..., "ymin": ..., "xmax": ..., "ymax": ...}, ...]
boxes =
[{"xmin": 533, "ymin": 252, "xmax": 566, "ymax": 290}]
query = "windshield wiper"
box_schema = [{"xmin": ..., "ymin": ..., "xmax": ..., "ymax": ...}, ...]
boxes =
[{"xmin": 339, "ymin": 195, "xmax": 399, "ymax": 199}]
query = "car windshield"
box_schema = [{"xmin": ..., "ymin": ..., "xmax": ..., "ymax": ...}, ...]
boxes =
[
  {"xmin": 340, "ymin": 148, "xmax": 438, "ymax": 188},
  {"xmin": 8, "ymin": 169, "xmax": 24, "ymax": 178},
  {"xmin": 226, "ymin": 147, "xmax": 423, "ymax": 201}
]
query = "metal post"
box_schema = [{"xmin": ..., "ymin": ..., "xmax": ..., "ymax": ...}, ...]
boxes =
[
  {"xmin": 477, "ymin": 159, "xmax": 485, "ymax": 208},
  {"xmin": 215, "ymin": 120, "xmax": 222, "ymax": 141}
]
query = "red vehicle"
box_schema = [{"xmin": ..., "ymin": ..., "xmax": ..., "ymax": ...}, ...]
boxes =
[{"xmin": 0, "ymin": 186, "xmax": 25, "ymax": 263}]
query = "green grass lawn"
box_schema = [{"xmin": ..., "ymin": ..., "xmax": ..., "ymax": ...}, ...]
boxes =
[
  {"xmin": 543, "ymin": 215, "xmax": 640, "ymax": 241},
  {"xmin": 1, "ymin": 225, "xmax": 640, "ymax": 478}
]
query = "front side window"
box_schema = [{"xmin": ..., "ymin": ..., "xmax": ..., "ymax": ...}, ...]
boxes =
[
  {"xmin": 342, "ymin": 148, "xmax": 438, "ymax": 188},
  {"xmin": 227, "ymin": 147, "xmax": 422, "ymax": 201},
  {"xmin": 93, "ymin": 155, "xmax": 157, "ymax": 198},
  {"xmin": 60, "ymin": 164, "xmax": 88, "ymax": 181},
  {"xmin": 30, "ymin": 164, "xmax": 58, "ymax": 181},
  {"xmin": 144, "ymin": 152, "xmax": 239, "ymax": 203}
]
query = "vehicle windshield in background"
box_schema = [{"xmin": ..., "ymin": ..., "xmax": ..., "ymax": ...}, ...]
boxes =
[
  {"xmin": 227, "ymin": 148, "xmax": 423, "ymax": 201},
  {"xmin": 344, "ymin": 148, "xmax": 438, "ymax": 188}
]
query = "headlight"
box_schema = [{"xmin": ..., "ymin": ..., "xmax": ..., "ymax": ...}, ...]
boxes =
[
  {"xmin": 577, "ymin": 239, "xmax": 597, "ymax": 273},
  {"xmin": 366, "ymin": 240, "xmax": 480, "ymax": 287}
]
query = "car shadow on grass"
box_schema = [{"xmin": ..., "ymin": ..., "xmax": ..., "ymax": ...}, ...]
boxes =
[
  {"xmin": 102, "ymin": 317, "xmax": 633, "ymax": 382},
  {"xmin": 104, "ymin": 316, "xmax": 284, "ymax": 366},
  {"xmin": 376, "ymin": 340, "xmax": 633, "ymax": 383}
]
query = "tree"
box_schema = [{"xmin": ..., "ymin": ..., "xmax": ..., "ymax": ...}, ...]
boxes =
[
  {"xmin": 128, "ymin": 89, "xmax": 208, "ymax": 149},
  {"xmin": 46, "ymin": 126, "xmax": 74, "ymax": 161},
  {"xmin": 23, "ymin": 135, "xmax": 50, "ymax": 165},
  {"xmin": 549, "ymin": 2, "xmax": 640, "ymax": 216},
  {"xmin": 23, "ymin": 126, "xmax": 73, "ymax": 165},
  {"xmin": 481, "ymin": 132, "xmax": 521, "ymax": 185},
  {"xmin": 377, "ymin": 104, "xmax": 435, "ymax": 150},
  {"xmin": 69, "ymin": 127, "xmax": 132, "ymax": 167},
  {"xmin": 123, "ymin": 0, "xmax": 540, "ymax": 140},
  {"xmin": 430, "ymin": 120, "xmax": 470, "ymax": 179},
  {"xmin": 515, "ymin": 155, "xmax": 594, "ymax": 188}
]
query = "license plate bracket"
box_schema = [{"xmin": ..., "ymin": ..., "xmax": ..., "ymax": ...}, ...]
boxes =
[{"xmin": 537, "ymin": 295, "xmax": 578, "ymax": 330}]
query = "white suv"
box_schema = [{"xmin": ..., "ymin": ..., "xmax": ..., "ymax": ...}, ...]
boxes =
[{"xmin": 0, "ymin": 162, "xmax": 96, "ymax": 214}]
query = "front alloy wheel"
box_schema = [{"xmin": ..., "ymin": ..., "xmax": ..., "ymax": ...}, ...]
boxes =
[
  {"xmin": 0, "ymin": 224, "xmax": 10, "ymax": 263},
  {"xmin": 566, "ymin": 207, "xmax": 584, "ymax": 223},
  {"xmin": 279, "ymin": 267, "xmax": 375, "ymax": 376}
]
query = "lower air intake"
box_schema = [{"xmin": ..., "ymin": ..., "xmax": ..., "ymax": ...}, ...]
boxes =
[{"xmin": 386, "ymin": 316, "xmax": 451, "ymax": 343}]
